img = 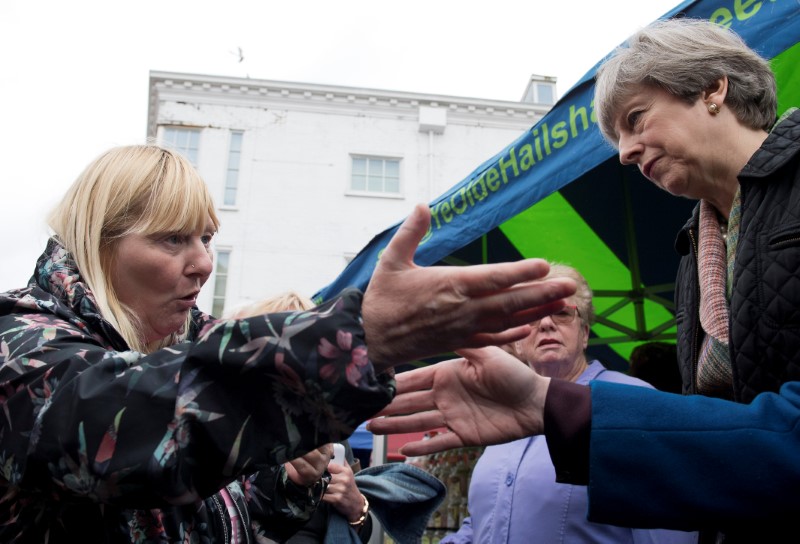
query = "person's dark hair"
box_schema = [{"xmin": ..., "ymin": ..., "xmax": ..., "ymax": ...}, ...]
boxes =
[
  {"xmin": 628, "ymin": 341, "xmax": 683, "ymax": 394},
  {"xmin": 595, "ymin": 18, "xmax": 777, "ymax": 146}
]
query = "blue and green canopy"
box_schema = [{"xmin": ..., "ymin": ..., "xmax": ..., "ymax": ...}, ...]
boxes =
[{"xmin": 315, "ymin": 0, "xmax": 800, "ymax": 368}]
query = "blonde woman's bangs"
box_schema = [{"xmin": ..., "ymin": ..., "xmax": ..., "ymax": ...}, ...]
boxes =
[{"xmin": 131, "ymin": 150, "xmax": 220, "ymax": 237}]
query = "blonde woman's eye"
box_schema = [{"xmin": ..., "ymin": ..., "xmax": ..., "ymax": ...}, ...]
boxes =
[{"xmin": 627, "ymin": 110, "xmax": 642, "ymax": 128}]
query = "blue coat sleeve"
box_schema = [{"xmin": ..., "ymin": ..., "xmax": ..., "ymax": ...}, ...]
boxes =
[{"xmin": 588, "ymin": 380, "xmax": 800, "ymax": 530}]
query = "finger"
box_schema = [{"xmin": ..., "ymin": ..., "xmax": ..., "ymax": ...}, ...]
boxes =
[
  {"xmin": 455, "ymin": 345, "xmax": 507, "ymax": 360},
  {"xmin": 284, "ymin": 463, "xmax": 301, "ymax": 484},
  {"xmin": 374, "ymin": 389, "xmax": 436, "ymax": 418},
  {"xmin": 294, "ymin": 455, "xmax": 319, "ymax": 471},
  {"xmin": 400, "ymin": 431, "xmax": 464, "ymax": 457},
  {"xmin": 453, "ymin": 258, "xmax": 552, "ymax": 296},
  {"xmin": 326, "ymin": 462, "xmax": 345, "ymax": 474},
  {"xmin": 287, "ymin": 457, "xmax": 308, "ymax": 471},
  {"xmin": 324, "ymin": 479, "xmax": 343, "ymax": 494},
  {"xmin": 288, "ymin": 454, "xmax": 327, "ymax": 482},
  {"xmin": 287, "ymin": 463, "xmax": 313, "ymax": 482},
  {"xmin": 308, "ymin": 447, "xmax": 330, "ymax": 463},
  {"xmin": 455, "ymin": 285, "xmax": 574, "ymax": 343},
  {"xmin": 482, "ymin": 278, "xmax": 577, "ymax": 315},
  {"xmin": 463, "ymin": 326, "xmax": 533, "ymax": 348},
  {"xmin": 394, "ymin": 364, "xmax": 439, "ymax": 394},
  {"xmin": 378, "ymin": 204, "xmax": 429, "ymax": 269},
  {"xmin": 506, "ymin": 292, "xmax": 574, "ymax": 323},
  {"xmin": 320, "ymin": 444, "xmax": 334, "ymax": 460},
  {"xmin": 368, "ymin": 410, "xmax": 444, "ymax": 435}
]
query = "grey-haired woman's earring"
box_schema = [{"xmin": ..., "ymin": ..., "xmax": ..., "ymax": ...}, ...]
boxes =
[{"xmin": 708, "ymin": 103, "xmax": 720, "ymax": 115}]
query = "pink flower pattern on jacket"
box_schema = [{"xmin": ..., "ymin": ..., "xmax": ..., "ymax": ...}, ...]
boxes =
[{"xmin": 318, "ymin": 331, "xmax": 371, "ymax": 387}]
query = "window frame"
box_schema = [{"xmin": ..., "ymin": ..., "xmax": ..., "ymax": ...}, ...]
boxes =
[
  {"xmin": 223, "ymin": 130, "xmax": 244, "ymax": 207},
  {"xmin": 211, "ymin": 248, "xmax": 231, "ymax": 318},
  {"xmin": 534, "ymin": 82, "xmax": 556, "ymax": 105},
  {"xmin": 347, "ymin": 155, "xmax": 403, "ymax": 198},
  {"xmin": 160, "ymin": 126, "xmax": 201, "ymax": 166}
]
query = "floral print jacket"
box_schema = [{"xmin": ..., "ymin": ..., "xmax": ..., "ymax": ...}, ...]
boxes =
[{"xmin": 0, "ymin": 239, "xmax": 395, "ymax": 543}]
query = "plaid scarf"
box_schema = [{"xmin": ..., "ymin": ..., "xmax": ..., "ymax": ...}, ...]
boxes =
[
  {"xmin": 727, "ymin": 189, "xmax": 741, "ymax": 298},
  {"xmin": 696, "ymin": 191, "xmax": 741, "ymax": 395}
]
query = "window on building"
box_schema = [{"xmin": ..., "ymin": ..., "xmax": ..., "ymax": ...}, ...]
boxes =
[
  {"xmin": 535, "ymin": 83, "xmax": 555, "ymax": 105},
  {"xmin": 351, "ymin": 156, "xmax": 401, "ymax": 194},
  {"xmin": 522, "ymin": 78, "xmax": 557, "ymax": 106},
  {"xmin": 211, "ymin": 250, "xmax": 230, "ymax": 317},
  {"xmin": 224, "ymin": 131, "xmax": 243, "ymax": 206},
  {"xmin": 162, "ymin": 127, "xmax": 201, "ymax": 165}
]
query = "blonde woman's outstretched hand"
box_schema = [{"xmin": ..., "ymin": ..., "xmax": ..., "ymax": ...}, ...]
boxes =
[{"xmin": 363, "ymin": 205, "xmax": 576, "ymax": 370}]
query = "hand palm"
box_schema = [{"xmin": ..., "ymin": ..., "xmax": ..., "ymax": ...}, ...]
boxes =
[
  {"xmin": 370, "ymin": 347, "xmax": 548, "ymax": 456},
  {"xmin": 431, "ymin": 349, "xmax": 541, "ymax": 447}
]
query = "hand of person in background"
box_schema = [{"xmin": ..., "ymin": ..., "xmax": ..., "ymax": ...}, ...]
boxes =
[
  {"xmin": 362, "ymin": 204, "xmax": 576, "ymax": 370},
  {"xmin": 285, "ymin": 444, "xmax": 334, "ymax": 487},
  {"xmin": 368, "ymin": 346, "xmax": 551, "ymax": 456},
  {"xmin": 322, "ymin": 461, "xmax": 366, "ymax": 523}
]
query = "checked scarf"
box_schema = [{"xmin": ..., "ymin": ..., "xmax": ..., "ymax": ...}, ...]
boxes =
[{"xmin": 696, "ymin": 189, "xmax": 741, "ymax": 396}]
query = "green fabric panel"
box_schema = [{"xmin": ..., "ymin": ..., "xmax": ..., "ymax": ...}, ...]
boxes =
[
  {"xmin": 499, "ymin": 191, "xmax": 676, "ymax": 361},
  {"xmin": 773, "ymin": 42, "xmax": 800, "ymax": 115}
]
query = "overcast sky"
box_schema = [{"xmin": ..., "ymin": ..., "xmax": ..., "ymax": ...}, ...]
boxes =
[{"xmin": 0, "ymin": 0, "xmax": 682, "ymax": 292}]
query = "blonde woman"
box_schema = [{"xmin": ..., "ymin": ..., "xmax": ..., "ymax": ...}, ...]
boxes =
[{"xmin": 0, "ymin": 144, "xmax": 573, "ymax": 542}]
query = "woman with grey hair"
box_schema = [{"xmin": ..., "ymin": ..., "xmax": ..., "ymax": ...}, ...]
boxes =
[
  {"xmin": 370, "ymin": 17, "xmax": 800, "ymax": 543},
  {"xmin": 596, "ymin": 17, "xmax": 788, "ymax": 404}
]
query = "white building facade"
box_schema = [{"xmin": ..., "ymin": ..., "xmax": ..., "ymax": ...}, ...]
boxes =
[{"xmin": 147, "ymin": 71, "xmax": 556, "ymax": 316}]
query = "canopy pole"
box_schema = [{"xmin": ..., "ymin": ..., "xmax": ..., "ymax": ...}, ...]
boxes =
[{"xmin": 621, "ymin": 165, "xmax": 646, "ymax": 339}]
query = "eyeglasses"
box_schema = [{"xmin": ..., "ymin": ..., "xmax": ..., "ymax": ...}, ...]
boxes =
[{"xmin": 531, "ymin": 305, "xmax": 580, "ymax": 327}]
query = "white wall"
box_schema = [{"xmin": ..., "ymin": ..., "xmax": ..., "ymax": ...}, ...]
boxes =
[{"xmin": 149, "ymin": 73, "xmax": 549, "ymax": 315}]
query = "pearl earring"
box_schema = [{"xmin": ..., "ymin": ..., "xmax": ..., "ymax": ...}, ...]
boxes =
[{"xmin": 708, "ymin": 103, "xmax": 720, "ymax": 115}]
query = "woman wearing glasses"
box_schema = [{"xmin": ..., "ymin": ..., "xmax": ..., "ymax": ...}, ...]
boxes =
[{"xmin": 440, "ymin": 264, "xmax": 696, "ymax": 544}]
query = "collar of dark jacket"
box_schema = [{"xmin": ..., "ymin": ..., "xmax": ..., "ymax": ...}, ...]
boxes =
[
  {"xmin": 674, "ymin": 109, "xmax": 800, "ymax": 255},
  {"xmin": 674, "ymin": 202, "xmax": 701, "ymax": 256},
  {"xmin": 739, "ymin": 108, "xmax": 800, "ymax": 179}
]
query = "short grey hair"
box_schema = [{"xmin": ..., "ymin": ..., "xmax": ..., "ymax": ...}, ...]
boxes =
[
  {"xmin": 545, "ymin": 263, "xmax": 595, "ymax": 326},
  {"xmin": 594, "ymin": 18, "xmax": 777, "ymax": 146}
]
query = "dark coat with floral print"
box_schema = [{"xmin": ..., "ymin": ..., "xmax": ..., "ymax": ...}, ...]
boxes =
[{"xmin": 0, "ymin": 239, "xmax": 395, "ymax": 543}]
